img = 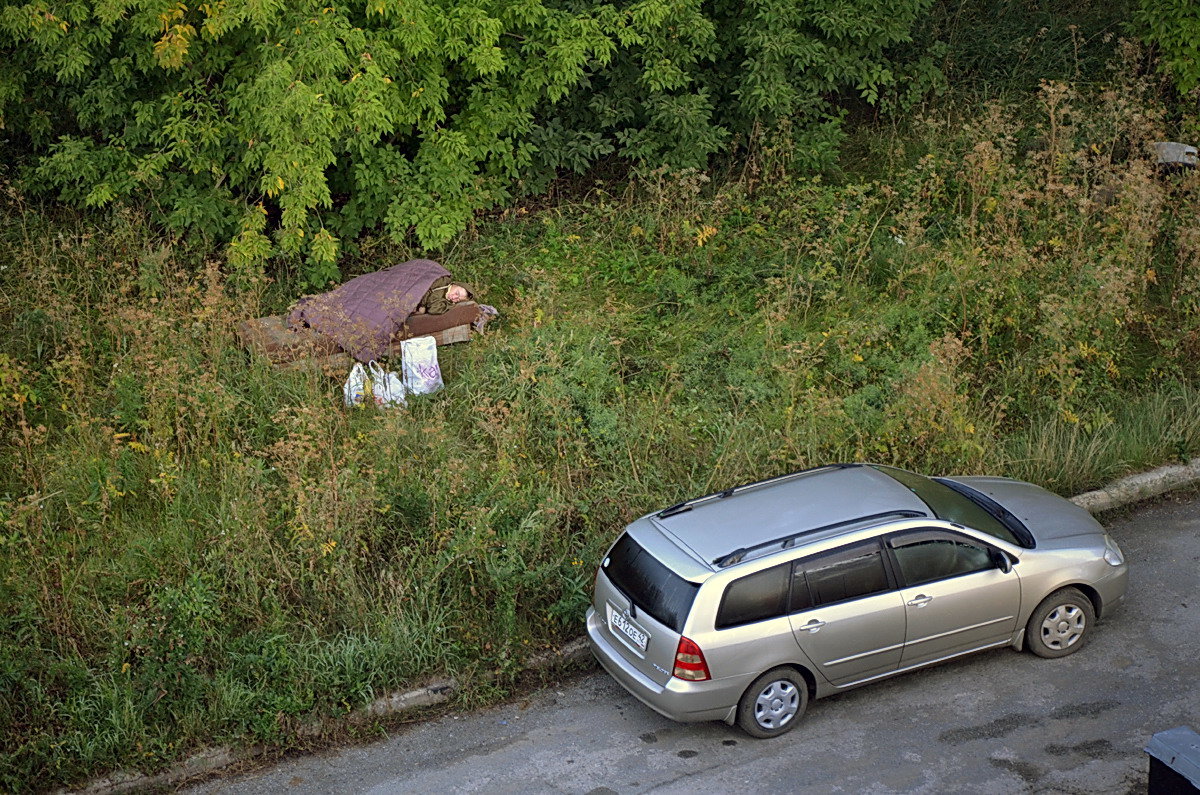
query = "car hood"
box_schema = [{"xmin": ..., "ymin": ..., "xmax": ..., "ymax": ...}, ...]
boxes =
[{"xmin": 946, "ymin": 476, "xmax": 1105, "ymax": 545}]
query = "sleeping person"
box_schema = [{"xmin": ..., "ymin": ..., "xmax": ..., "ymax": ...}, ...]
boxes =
[{"xmin": 416, "ymin": 278, "xmax": 475, "ymax": 314}]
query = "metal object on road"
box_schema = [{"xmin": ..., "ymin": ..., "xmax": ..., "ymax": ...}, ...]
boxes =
[{"xmin": 1145, "ymin": 726, "xmax": 1200, "ymax": 794}]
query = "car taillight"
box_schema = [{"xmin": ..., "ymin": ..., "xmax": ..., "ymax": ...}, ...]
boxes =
[{"xmin": 673, "ymin": 637, "xmax": 710, "ymax": 681}]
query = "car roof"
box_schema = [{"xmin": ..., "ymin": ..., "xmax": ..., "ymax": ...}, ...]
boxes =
[{"xmin": 648, "ymin": 464, "xmax": 930, "ymax": 568}]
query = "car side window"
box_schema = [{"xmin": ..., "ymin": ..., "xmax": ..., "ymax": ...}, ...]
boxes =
[
  {"xmin": 889, "ymin": 530, "xmax": 994, "ymax": 587},
  {"xmin": 793, "ymin": 540, "xmax": 890, "ymax": 609},
  {"xmin": 715, "ymin": 562, "xmax": 791, "ymax": 629}
]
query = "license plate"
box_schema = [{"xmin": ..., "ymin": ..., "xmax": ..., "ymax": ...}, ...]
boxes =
[{"xmin": 607, "ymin": 603, "xmax": 649, "ymax": 652}]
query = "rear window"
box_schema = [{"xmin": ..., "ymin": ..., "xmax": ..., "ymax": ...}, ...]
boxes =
[
  {"xmin": 716, "ymin": 563, "xmax": 790, "ymax": 629},
  {"xmin": 603, "ymin": 534, "xmax": 699, "ymax": 633}
]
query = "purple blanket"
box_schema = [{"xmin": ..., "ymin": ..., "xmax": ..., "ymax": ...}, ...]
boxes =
[{"xmin": 287, "ymin": 259, "xmax": 451, "ymax": 362}]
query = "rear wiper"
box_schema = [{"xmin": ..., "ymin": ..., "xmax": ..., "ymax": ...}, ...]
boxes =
[{"xmin": 609, "ymin": 582, "xmax": 638, "ymax": 619}]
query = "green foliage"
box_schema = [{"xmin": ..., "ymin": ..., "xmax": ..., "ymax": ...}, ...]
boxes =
[
  {"xmin": 0, "ymin": 0, "xmax": 662, "ymax": 282},
  {"xmin": 1, "ymin": 0, "xmax": 933, "ymax": 282},
  {"xmin": 1136, "ymin": 0, "xmax": 1200, "ymax": 94},
  {"xmin": 529, "ymin": 0, "xmax": 934, "ymax": 183}
]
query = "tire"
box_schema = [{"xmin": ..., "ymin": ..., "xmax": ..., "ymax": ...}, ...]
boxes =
[
  {"xmin": 736, "ymin": 666, "xmax": 809, "ymax": 739},
  {"xmin": 1025, "ymin": 587, "xmax": 1096, "ymax": 659}
]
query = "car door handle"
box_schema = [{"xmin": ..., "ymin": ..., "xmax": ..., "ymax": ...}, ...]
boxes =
[
  {"xmin": 800, "ymin": 619, "xmax": 826, "ymax": 633},
  {"xmin": 907, "ymin": 595, "xmax": 933, "ymax": 608}
]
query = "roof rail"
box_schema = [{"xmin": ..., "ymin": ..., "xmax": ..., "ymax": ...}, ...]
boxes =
[
  {"xmin": 712, "ymin": 509, "xmax": 927, "ymax": 568},
  {"xmin": 657, "ymin": 464, "xmax": 860, "ymax": 520}
]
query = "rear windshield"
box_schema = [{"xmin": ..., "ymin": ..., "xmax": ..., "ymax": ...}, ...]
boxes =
[{"xmin": 603, "ymin": 534, "xmax": 700, "ymax": 633}]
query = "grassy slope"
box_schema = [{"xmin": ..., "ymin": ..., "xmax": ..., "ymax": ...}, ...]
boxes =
[{"xmin": 3, "ymin": 58, "xmax": 1200, "ymax": 790}]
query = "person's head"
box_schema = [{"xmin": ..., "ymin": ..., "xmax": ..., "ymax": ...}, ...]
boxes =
[{"xmin": 446, "ymin": 283, "xmax": 471, "ymax": 303}]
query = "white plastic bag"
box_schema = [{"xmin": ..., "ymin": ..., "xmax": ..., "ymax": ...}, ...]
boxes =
[
  {"xmin": 399, "ymin": 335, "xmax": 444, "ymax": 395},
  {"xmin": 368, "ymin": 360, "xmax": 407, "ymax": 408},
  {"xmin": 343, "ymin": 362, "xmax": 367, "ymax": 407}
]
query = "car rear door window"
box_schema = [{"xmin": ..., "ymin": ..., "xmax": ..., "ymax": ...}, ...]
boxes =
[
  {"xmin": 889, "ymin": 531, "xmax": 994, "ymax": 587},
  {"xmin": 794, "ymin": 540, "xmax": 890, "ymax": 608},
  {"xmin": 716, "ymin": 562, "xmax": 791, "ymax": 629}
]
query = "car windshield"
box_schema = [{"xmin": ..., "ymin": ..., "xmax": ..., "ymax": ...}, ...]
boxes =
[
  {"xmin": 603, "ymin": 533, "xmax": 699, "ymax": 633},
  {"xmin": 872, "ymin": 466, "xmax": 1027, "ymax": 547}
]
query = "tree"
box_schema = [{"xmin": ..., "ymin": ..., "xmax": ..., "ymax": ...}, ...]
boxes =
[{"xmin": 0, "ymin": 0, "xmax": 932, "ymax": 281}]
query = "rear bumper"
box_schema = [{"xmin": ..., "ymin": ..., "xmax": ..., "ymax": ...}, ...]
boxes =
[{"xmin": 586, "ymin": 607, "xmax": 740, "ymax": 724}]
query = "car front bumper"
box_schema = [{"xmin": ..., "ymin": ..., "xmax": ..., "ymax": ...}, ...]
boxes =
[{"xmin": 1093, "ymin": 561, "xmax": 1129, "ymax": 619}]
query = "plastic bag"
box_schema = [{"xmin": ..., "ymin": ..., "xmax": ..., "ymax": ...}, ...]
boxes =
[
  {"xmin": 368, "ymin": 360, "xmax": 407, "ymax": 408},
  {"xmin": 400, "ymin": 335, "xmax": 444, "ymax": 395},
  {"xmin": 343, "ymin": 362, "xmax": 367, "ymax": 407}
]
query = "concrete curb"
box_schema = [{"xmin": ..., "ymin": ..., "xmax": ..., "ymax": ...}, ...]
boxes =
[
  {"xmin": 359, "ymin": 679, "xmax": 458, "ymax": 720},
  {"xmin": 1069, "ymin": 457, "xmax": 1200, "ymax": 514},
  {"xmin": 75, "ymin": 747, "xmax": 250, "ymax": 795},
  {"xmin": 70, "ymin": 461, "xmax": 1200, "ymax": 794}
]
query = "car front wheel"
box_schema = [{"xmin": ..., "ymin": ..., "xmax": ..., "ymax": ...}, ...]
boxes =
[
  {"xmin": 1026, "ymin": 587, "xmax": 1095, "ymax": 658},
  {"xmin": 736, "ymin": 666, "xmax": 809, "ymax": 739}
]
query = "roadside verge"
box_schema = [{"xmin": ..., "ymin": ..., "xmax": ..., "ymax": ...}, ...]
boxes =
[{"xmin": 69, "ymin": 459, "xmax": 1200, "ymax": 794}]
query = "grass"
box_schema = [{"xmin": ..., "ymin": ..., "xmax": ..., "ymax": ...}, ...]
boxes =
[
  {"xmin": 1005, "ymin": 382, "xmax": 1200, "ymax": 493},
  {"xmin": 3, "ymin": 43, "xmax": 1200, "ymax": 791}
]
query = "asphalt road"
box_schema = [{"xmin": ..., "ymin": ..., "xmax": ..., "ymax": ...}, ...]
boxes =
[{"xmin": 186, "ymin": 494, "xmax": 1200, "ymax": 794}]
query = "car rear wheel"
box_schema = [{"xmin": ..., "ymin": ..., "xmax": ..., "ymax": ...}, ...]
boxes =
[
  {"xmin": 1026, "ymin": 587, "xmax": 1095, "ymax": 658},
  {"xmin": 736, "ymin": 666, "xmax": 808, "ymax": 739}
]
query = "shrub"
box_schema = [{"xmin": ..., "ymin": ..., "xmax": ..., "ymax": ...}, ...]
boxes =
[
  {"xmin": 1136, "ymin": 0, "xmax": 1200, "ymax": 94},
  {"xmin": 0, "ymin": 0, "xmax": 932, "ymax": 283}
]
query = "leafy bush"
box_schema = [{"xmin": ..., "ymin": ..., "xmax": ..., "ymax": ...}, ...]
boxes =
[
  {"xmin": 910, "ymin": 0, "xmax": 1132, "ymax": 91},
  {"xmin": 1136, "ymin": 0, "xmax": 1200, "ymax": 93},
  {"xmin": 0, "ymin": 0, "xmax": 931, "ymax": 283}
]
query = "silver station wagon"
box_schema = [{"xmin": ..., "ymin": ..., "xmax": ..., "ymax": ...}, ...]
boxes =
[{"xmin": 586, "ymin": 464, "xmax": 1129, "ymax": 738}]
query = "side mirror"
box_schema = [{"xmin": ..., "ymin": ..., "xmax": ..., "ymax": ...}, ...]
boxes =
[{"xmin": 991, "ymin": 548, "xmax": 1012, "ymax": 573}]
